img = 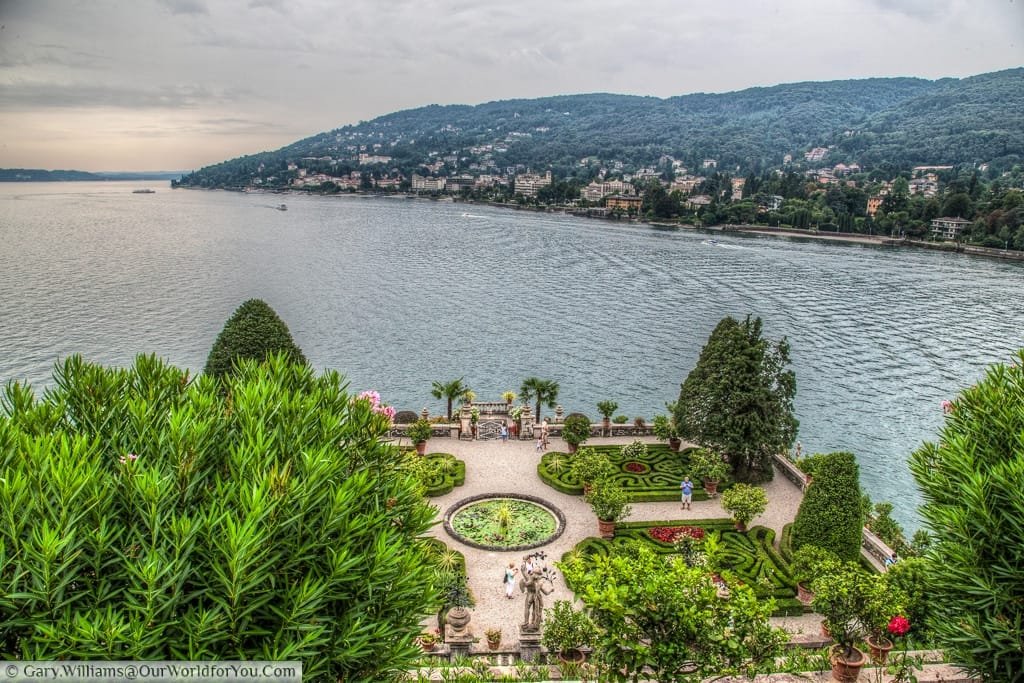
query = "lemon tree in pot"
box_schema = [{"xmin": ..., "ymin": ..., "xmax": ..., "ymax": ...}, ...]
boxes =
[
  {"xmin": 596, "ymin": 400, "xmax": 618, "ymax": 436},
  {"xmin": 586, "ymin": 481, "xmax": 631, "ymax": 539},
  {"xmin": 561, "ymin": 413, "xmax": 592, "ymax": 453},
  {"xmin": 569, "ymin": 447, "xmax": 614, "ymax": 496},
  {"xmin": 811, "ymin": 563, "xmax": 871, "ymax": 682},
  {"xmin": 720, "ymin": 483, "xmax": 767, "ymax": 532},
  {"xmin": 541, "ymin": 600, "xmax": 597, "ymax": 664},
  {"xmin": 688, "ymin": 447, "xmax": 729, "ymax": 497},
  {"xmin": 790, "ymin": 544, "xmax": 841, "ymax": 606}
]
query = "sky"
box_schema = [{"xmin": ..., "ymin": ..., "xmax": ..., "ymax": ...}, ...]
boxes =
[{"xmin": 0, "ymin": 0, "xmax": 1021, "ymax": 172}]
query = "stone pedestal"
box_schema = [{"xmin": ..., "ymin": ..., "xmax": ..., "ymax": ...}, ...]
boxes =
[
  {"xmin": 445, "ymin": 630, "xmax": 474, "ymax": 658},
  {"xmin": 518, "ymin": 627, "xmax": 543, "ymax": 662}
]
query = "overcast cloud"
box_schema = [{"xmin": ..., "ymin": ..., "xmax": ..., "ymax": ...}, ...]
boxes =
[{"xmin": 0, "ymin": 0, "xmax": 1020, "ymax": 171}]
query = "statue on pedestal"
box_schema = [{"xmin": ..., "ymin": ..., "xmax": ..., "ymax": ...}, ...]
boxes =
[{"xmin": 520, "ymin": 554, "xmax": 555, "ymax": 632}]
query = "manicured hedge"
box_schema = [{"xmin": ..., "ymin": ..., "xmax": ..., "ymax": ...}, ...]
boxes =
[
  {"xmin": 790, "ymin": 451, "xmax": 864, "ymax": 562},
  {"xmin": 421, "ymin": 453, "xmax": 466, "ymax": 497},
  {"xmin": 561, "ymin": 519, "xmax": 805, "ymax": 616},
  {"xmin": 538, "ymin": 445, "xmax": 721, "ymax": 502}
]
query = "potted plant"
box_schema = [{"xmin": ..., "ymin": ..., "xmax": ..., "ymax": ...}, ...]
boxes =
[
  {"xmin": 469, "ymin": 407, "xmax": 480, "ymax": 439},
  {"xmin": 652, "ymin": 413, "xmax": 682, "ymax": 451},
  {"xmin": 633, "ymin": 416, "xmax": 646, "ymax": 433},
  {"xmin": 440, "ymin": 577, "xmax": 475, "ymax": 637},
  {"xmin": 811, "ymin": 563, "xmax": 871, "ymax": 682},
  {"xmin": 484, "ymin": 627, "xmax": 502, "ymax": 650},
  {"xmin": 586, "ymin": 481, "xmax": 631, "ymax": 538},
  {"xmin": 407, "ymin": 418, "xmax": 433, "ymax": 455},
  {"xmin": 502, "ymin": 390, "xmax": 516, "ymax": 406},
  {"xmin": 720, "ymin": 483, "xmax": 767, "ymax": 531},
  {"xmin": 541, "ymin": 600, "xmax": 597, "ymax": 664},
  {"xmin": 858, "ymin": 574, "xmax": 907, "ymax": 664},
  {"xmin": 790, "ymin": 544, "xmax": 841, "ymax": 606},
  {"xmin": 687, "ymin": 447, "xmax": 729, "ymax": 497},
  {"xmin": 596, "ymin": 400, "xmax": 618, "ymax": 436},
  {"xmin": 561, "ymin": 413, "xmax": 592, "ymax": 453},
  {"xmin": 418, "ymin": 628, "xmax": 441, "ymax": 652},
  {"xmin": 568, "ymin": 447, "xmax": 614, "ymax": 496}
]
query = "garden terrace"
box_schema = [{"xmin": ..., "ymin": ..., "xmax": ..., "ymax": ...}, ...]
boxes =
[
  {"xmin": 538, "ymin": 444, "xmax": 721, "ymax": 502},
  {"xmin": 562, "ymin": 519, "xmax": 804, "ymax": 616}
]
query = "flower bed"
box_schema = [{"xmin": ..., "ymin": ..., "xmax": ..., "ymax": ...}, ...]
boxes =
[
  {"xmin": 538, "ymin": 444, "xmax": 721, "ymax": 502},
  {"xmin": 407, "ymin": 452, "xmax": 465, "ymax": 497},
  {"xmin": 562, "ymin": 520, "xmax": 804, "ymax": 616}
]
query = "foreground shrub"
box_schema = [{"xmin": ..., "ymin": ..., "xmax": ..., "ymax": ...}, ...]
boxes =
[
  {"xmin": 910, "ymin": 350, "xmax": 1024, "ymax": 680},
  {"xmin": 791, "ymin": 451, "xmax": 863, "ymax": 562},
  {"xmin": 0, "ymin": 354, "xmax": 436, "ymax": 679},
  {"xmin": 562, "ymin": 542, "xmax": 788, "ymax": 681}
]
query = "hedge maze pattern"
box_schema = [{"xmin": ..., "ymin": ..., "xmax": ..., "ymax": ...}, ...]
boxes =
[
  {"xmin": 421, "ymin": 453, "xmax": 466, "ymax": 497},
  {"xmin": 538, "ymin": 444, "xmax": 715, "ymax": 502},
  {"xmin": 562, "ymin": 520, "xmax": 805, "ymax": 616}
]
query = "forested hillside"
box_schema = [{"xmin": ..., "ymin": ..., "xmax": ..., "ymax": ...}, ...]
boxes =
[{"xmin": 176, "ymin": 68, "xmax": 1023, "ymax": 189}]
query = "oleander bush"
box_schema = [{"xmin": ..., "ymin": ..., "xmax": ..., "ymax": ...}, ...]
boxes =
[
  {"xmin": 790, "ymin": 451, "xmax": 864, "ymax": 562},
  {"xmin": 538, "ymin": 445, "xmax": 716, "ymax": 501},
  {"xmin": 561, "ymin": 520, "xmax": 803, "ymax": 616},
  {"xmin": 0, "ymin": 354, "xmax": 437, "ymax": 679}
]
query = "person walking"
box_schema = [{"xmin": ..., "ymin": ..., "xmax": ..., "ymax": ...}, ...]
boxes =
[
  {"xmin": 504, "ymin": 562, "xmax": 518, "ymax": 598},
  {"xmin": 500, "ymin": 424, "xmax": 509, "ymax": 443},
  {"xmin": 680, "ymin": 476, "xmax": 693, "ymax": 510}
]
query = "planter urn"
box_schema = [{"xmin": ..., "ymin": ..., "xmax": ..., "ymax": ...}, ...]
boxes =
[
  {"xmin": 830, "ymin": 646, "xmax": 866, "ymax": 683},
  {"xmin": 867, "ymin": 635, "xmax": 893, "ymax": 664},
  {"xmin": 703, "ymin": 478, "xmax": 719, "ymax": 497},
  {"xmin": 796, "ymin": 582, "xmax": 814, "ymax": 606},
  {"xmin": 597, "ymin": 519, "xmax": 616, "ymax": 539},
  {"xmin": 415, "ymin": 441, "xmax": 427, "ymax": 455}
]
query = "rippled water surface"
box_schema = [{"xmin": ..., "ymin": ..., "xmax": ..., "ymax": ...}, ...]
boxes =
[{"xmin": 2, "ymin": 181, "xmax": 1022, "ymax": 529}]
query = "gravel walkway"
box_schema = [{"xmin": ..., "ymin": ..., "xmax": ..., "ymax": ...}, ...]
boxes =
[{"xmin": 420, "ymin": 435, "xmax": 816, "ymax": 651}]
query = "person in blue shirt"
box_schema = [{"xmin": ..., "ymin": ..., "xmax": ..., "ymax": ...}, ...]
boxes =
[{"xmin": 680, "ymin": 476, "xmax": 693, "ymax": 510}]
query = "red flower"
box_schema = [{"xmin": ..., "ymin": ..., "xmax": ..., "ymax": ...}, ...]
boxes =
[
  {"xmin": 624, "ymin": 461, "xmax": 647, "ymax": 473},
  {"xmin": 887, "ymin": 615, "xmax": 910, "ymax": 636},
  {"xmin": 649, "ymin": 526, "xmax": 706, "ymax": 543}
]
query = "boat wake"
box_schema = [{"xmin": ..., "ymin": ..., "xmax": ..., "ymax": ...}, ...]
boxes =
[{"xmin": 461, "ymin": 212, "xmax": 487, "ymax": 219}]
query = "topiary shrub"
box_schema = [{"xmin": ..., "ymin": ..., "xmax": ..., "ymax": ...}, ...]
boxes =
[
  {"xmin": 204, "ymin": 299, "xmax": 307, "ymax": 379},
  {"xmin": 0, "ymin": 353, "xmax": 435, "ymax": 679},
  {"xmin": 791, "ymin": 451, "xmax": 864, "ymax": 562},
  {"xmin": 393, "ymin": 410, "xmax": 419, "ymax": 424}
]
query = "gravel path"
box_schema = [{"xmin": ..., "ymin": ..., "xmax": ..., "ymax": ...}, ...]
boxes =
[{"xmin": 419, "ymin": 435, "xmax": 815, "ymax": 651}]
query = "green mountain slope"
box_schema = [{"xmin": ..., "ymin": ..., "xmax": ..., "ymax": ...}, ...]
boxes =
[{"xmin": 176, "ymin": 68, "xmax": 1023, "ymax": 189}]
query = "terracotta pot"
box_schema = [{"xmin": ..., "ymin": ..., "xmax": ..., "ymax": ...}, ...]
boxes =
[
  {"xmin": 830, "ymin": 646, "xmax": 866, "ymax": 683},
  {"xmin": 419, "ymin": 640, "xmax": 436, "ymax": 652},
  {"xmin": 567, "ymin": 442, "xmax": 578, "ymax": 454},
  {"xmin": 415, "ymin": 441, "xmax": 427, "ymax": 455},
  {"xmin": 734, "ymin": 520, "xmax": 747, "ymax": 532},
  {"xmin": 796, "ymin": 582, "xmax": 814, "ymax": 606},
  {"xmin": 487, "ymin": 639, "xmax": 500, "ymax": 651},
  {"xmin": 557, "ymin": 648, "xmax": 585, "ymax": 664},
  {"xmin": 668, "ymin": 437, "xmax": 681, "ymax": 451},
  {"xmin": 598, "ymin": 519, "xmax": 616, "ymax": 539},
  {"xmin": 703, "ymin": 478, "xmax": 719, "ymax": 497},
  {"xmin": 867, "ymin": 634, "xmax": 894, "ymax": 664}
]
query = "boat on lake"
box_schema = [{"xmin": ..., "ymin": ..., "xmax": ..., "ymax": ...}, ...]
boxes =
[
  {"xmin": 277, "ymin": 204, "xmax": 287, "ymax": 211},
  {"xmin": 132, "ymin": 189, "xmax": 156, "ymax": 194}
]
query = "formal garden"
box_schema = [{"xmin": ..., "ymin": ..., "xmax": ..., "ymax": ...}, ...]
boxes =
[{"xmin": 1, "ymin": 300, "xmax": 1020, "ymax": 683}]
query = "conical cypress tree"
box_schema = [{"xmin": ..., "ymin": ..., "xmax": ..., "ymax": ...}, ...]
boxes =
[{"xmin": 204, "ymin": 299, "xmax": 307, "ymax": 378}]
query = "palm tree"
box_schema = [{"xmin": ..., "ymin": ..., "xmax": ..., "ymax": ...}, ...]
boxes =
[
  {"xmin": 431, "ymin": 378, "xmax": 471, "ymax": 421},
  {"xmin": 519, "ymin": 377, "xmax": 560, "ymax": 423}
]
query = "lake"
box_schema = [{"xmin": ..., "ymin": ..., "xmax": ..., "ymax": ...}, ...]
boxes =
[{"xmin": 2, "ymin": 181, "xmax": 1022, "ymax": 530}]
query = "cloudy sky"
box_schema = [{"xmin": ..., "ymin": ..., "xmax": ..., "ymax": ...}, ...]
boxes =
[{"xmin": 1, "ymin": 0, "xmax": 1021, "ymax": 172}]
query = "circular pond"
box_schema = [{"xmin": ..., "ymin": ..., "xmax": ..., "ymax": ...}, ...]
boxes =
[{"xmin": 443, "ymin": 493, "xmax": 566, "ymax": 551}]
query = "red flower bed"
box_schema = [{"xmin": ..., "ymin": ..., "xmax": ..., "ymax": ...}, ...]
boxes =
[
  {"xmin": 649, "ymin": 525, "xmax": 706, "ymax": 543},
  {"xmin": 624, "ymin": 461, "xmax": 647, "ymax": 473}
]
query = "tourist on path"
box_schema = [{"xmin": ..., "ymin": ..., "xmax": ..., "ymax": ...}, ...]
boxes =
[
  {"xmin": 500, "ymin": 424, "xmax": 509, "ymax": 443},
  {"xmin": 681, "ymin": 476, "xmax": 693, "ymax": 510},
  {"xmin": 504, "ymin": 562, "xmax": 518, "ymax": 598}
]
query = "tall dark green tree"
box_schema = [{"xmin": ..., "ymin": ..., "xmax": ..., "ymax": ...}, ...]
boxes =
[
  {"xmin": 431, "ymin": 377, "xmax": 471, "ymax": 421},
  {"xmin": 673, "ymin": 315, "xmax": 797, "ymax": 482},
  {"xmin": 790, "ymin": 451, "xmax": 864, "ymax": 562},
  {"xmin": 910, "ymin": 350, "xmax": 1024, "ymax": 681},
  {"xmin": 204, "ymin": 299, "xmax": 307, "ymax": 378},
  {"xmin": 519, "ymin": 377, "xmax": 560, "ymax": 424}
]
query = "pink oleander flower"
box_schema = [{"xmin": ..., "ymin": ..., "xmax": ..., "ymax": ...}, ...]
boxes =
[
  {"xmin": 355, "ymin": 390, "xmax": 395, "ymax": 422},
  {"xmin": 888, "ymin": 615, "xmax": 910, "ymax": 637},
  {"xmin": 941, "ymin": 399, "xmax": 953, "ymax": 414},
  {"xmin": 119, "ymin": 453, "xmax": 139, "ymax": 465}
]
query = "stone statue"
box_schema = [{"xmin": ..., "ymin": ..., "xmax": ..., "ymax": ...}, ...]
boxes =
[{"xmin": 520, "ymin": 561, "xmax": 554, "ymax": 632}]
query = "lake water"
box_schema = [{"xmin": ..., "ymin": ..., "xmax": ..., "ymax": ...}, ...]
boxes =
[{"xmin": 2, "ymin": 181, "xmax": 1022, "ymax": 530}]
